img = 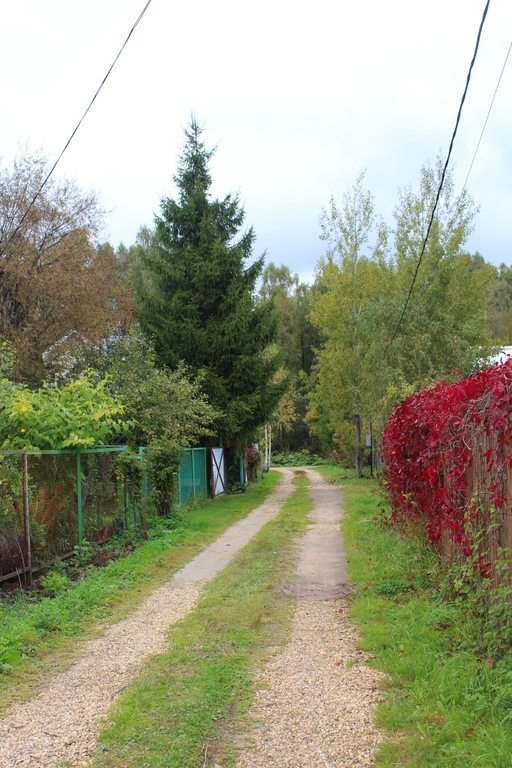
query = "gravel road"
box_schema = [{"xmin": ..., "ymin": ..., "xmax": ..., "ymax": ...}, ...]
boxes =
[
  {"xmin": 235, "ymin": 469, "xmax": 384, "ymax": 767},
  {"xmin": 0, "ymin": 468, "xmax": 384, "ymax": 768},
  {"xmin": 0, "ymin": 472, "xmax": 296, "ymax": 768}
]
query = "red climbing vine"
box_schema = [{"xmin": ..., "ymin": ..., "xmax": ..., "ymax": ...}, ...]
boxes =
[{"xmin": 381, "ymin": 359, "xmax": 512, "ymax": 578}]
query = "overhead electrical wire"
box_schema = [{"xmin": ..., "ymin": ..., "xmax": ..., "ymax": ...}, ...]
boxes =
[
  {"xmin": 441, "ymin": 38, "xmax": 511, "ymax": 251},
  {"xmin": 0, "ymin": 0, "xmax": 154, "ymax": 259},
  {"xmin": 461, "ymin": 39, "xmax": 511, "ymax": 195},
  {"xmin": 386, "ymin": 0, "xmax": 491, "ymax": 351}
]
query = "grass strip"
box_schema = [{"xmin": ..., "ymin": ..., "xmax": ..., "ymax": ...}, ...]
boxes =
[
  {"xmin": 318, "ymin": 468, "xmax": 512, "ymax": 768},
  {"xmin": 87, "ymin": 473, "xmax": 312, "ymax": 768},
  {"xmin": 0, "ymin": 471, "xmax": 281, "ymax": 708}
]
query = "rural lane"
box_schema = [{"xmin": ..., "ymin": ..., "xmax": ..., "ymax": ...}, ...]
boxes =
[{"xmin": 0, "ymin": 468, "xmax": 383, "ymax": 767}]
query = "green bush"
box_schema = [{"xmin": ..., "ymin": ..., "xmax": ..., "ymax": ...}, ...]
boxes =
[
  {"xmin": 145, "ymin": 440, "xmax": 182, "ymax": 516},
  {"xmin": 271, "ymin": 449, "xmax": 326, "ymax": 467},
  {"xmin": 39, "ymin": 570, "xmax": 72, "ymax": 598}
]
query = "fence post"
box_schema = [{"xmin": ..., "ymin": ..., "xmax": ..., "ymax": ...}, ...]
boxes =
[
  {"xmin": 22, "ymin": 452, "xmax": 33, "ymax": 587},
  {"xmin": 124, "ymin": 481, "xmax": 129, "ymax": 531},
  {"xmin": 191, "ymin": 449, "xmax": 196, "ymax": 500},
  {"xmin": 76, "ymin": 449, "xmax": 83, "ymax": 548}
]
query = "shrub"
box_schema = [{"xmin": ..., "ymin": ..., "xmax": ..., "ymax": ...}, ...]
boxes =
[
  {"xmin": 39, "ymin": 570, "xmax": 72, "ymax": 597},
  {"xmin": 271, "ymin": 449, "xmax": 326, "ymax": 467}
]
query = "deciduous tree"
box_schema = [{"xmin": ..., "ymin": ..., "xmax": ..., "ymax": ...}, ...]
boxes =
[
  {"xmin": 102, "ymin": 333, "xmax": 217, "ymax": 450},
  {"xmin": 258, "ymin": 263, "xmax": 320, "ymax": 452},
  {"xmin": 308, "ymin": 173, "xmax": 389, "ymax": 472},
  {"xmin": 388, "ymin": 159, "xmax": 495, "ymax": 386},
  {"xmin": 0, "ymin": 151, "xmax": 124, "ymax": 382},
  {"xmin": 307, "ymin": 163, "xmax": 496, "ymax": 467}
]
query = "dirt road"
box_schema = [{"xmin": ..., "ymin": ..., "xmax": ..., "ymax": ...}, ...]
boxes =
[
  {"xmin": 236, "ymin": 468, "xmax": 383, "ymax": 767},
  {"xmin": 0, "ymin": 468, "xmax": 383, "ymax": 767}
]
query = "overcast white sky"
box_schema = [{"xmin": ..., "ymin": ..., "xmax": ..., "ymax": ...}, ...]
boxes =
[{"xmin": 1, "ymin": 0, "xmax": 511, "ymax": 282}]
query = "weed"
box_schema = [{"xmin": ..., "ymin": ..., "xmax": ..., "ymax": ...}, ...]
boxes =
[
  {"xmin": 39, "ymin": 571, "xmax": 72, "ymax": 598},
  {"xmin": 70, "ymin": 539, "xmax": 95, "ymax": 568}
]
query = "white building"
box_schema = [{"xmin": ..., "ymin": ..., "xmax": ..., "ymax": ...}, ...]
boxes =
[{"xmin": 488, "ymin": 346, "xmax": 512, "ymax": 366}]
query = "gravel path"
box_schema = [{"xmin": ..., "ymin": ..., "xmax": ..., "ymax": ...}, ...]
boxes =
[
  {"xmin": 235, "ymin": 468, "xmax": 384, "ymax": 767},
  {"xmin": 0, "ymin": 468, "xmax": 385, "ymax": 768},
  {"xmin": 0, "ymin": 472, "xmax": 296, "ymax": 768},
  {"xmin": 0, "ymin": 582, "xmax": 202, "ymax": 768},
  {"xmin": 235, "ymin": 600, "xmax": 384, "ymax": 767}
]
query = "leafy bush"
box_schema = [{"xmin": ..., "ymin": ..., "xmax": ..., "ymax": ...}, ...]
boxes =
[
  {"xmin": 271, "ymin": 449, "xmax": 326, "ymax": 467},
  {"xmin": 382, "ymin": 360, "xmax": 512, "ymax": 553},
  {"xmin": 102, "ymin": 333, "xmax": 217, "ymax": 450},
  {"xmin": 115, "ymin": 449, "xmax": 145, "ymax": 500},
  {"xmin": 145, "ymin": 440, "xmax": 182, "ymax": 516},
  {"xmin": 39, "ymin": 571, "xmax": 72, "ymax": 598},
  {"xmin": 0, "ymin": 371, "xmax": 124, "ymax": 450},
  {"xmin": 382, "ymin": 360, "xmax": 512, "ymax": 652}
]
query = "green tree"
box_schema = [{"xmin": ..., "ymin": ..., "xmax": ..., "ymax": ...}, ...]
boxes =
[
  {"xmin": 307, "ymin": 162, "xmax": 496, "ymax": 468},
  {"xmin": 258, "ymin": 263, "xmax": 321, "ymax": 452},
  {"xmin": 258, "ymin": 263, "xmax": 319, "ymax": 375},
  {"xmin": 103, "ymin": 333, "xmax": 217, "ymax": 450},
  {"xmin": 387, "ymin": 159, "xmax": 495, "ymax": 387},
  {"xmin": 135, "ymin": 119, "xmax": 285, "ymax": 449},
  {"xmin": 307, "ymin": 172, "xmax": 389, "ymax": 473},
  {"xmin": 105, "ymin": 333, "xmax": 218, "ymax": 515},
  {"xmin": 486, "ymin": 261, "xmax": 512, "ymax": 343}
]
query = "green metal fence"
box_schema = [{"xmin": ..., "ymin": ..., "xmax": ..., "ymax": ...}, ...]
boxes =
[
  {"xmin": 178, "ymin": 447, "xmax": 208, "ymax": 505},
  {"xmin": 0, "ymin": 444, "xmax": 210, "ymax": 586},
  {"xmin": 0, "ymin": 446, "xmax": 144, "ymax": 585}
]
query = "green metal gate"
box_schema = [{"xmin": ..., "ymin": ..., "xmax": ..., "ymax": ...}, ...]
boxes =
[{"xmin": 178, "ymin": 447, "xmax": 207, "ymax": 505}]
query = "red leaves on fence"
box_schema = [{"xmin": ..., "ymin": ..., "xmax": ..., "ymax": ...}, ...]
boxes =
[{"xmin": 382, "ymin": 358, "xmax": 512, "ymax": 558}]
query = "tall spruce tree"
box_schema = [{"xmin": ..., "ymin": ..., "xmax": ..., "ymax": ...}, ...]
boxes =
[{"xmin": 135, "ymin": 118, "xmax": 285, "ymax": 448}]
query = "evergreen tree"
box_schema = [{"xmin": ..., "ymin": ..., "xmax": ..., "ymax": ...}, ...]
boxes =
[{"xmin": 135, "ymin": 118, "xmax": 285, "ymax": 447}]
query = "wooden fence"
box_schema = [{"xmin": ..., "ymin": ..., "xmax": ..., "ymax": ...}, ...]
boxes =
[{"xmin": 440, "ymin": 425, "xmax": 512, "ymax": 590}]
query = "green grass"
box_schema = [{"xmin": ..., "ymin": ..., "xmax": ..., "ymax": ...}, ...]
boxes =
[
  {"xmin": 316, "ymin": 470, "xmax": 512, "ymax": 768},
  {"xmin": 0, "ymin": 471, "xmax": 281, "ymax": 709},
  {"xmin": 87, "ymin": 473, "xmax": 312, "ymax": 768},
  {"xmin": 316, "ymin": 463, "xmax": 368, "ymax": 482}
]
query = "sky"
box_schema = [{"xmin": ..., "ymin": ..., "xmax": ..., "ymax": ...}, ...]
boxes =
[{"xmin": 1, "ymin": 0, "xmax": 511, "ymax": 283}]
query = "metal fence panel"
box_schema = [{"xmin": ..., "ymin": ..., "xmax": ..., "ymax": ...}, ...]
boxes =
[
  {"xmin": 179, "ymin": 450, "xmax": 194, "ymax": 506},
  {"xmin": 178, "ymin": 448, "xmax": 207, "ymax": 506},
  {"xmin": 193, "ymin": 448, "xmax": 207, "ymax": 498},
  {"xmin": 0, "ymin": 453, "xmax": 25, "ymax": 578},
  {"xmin": 80, "ymin": 452, "xmax": 121, "ymax": 546},
  {"xmin": 1, "ymin": 444, "xmax": 211, "ymax": 584},
  {"xmin": 0, "ymin": 447, "xmax": 129, "ymax": 584},
  {"xmin": 28, "ymin": 452, "xmax": 79, "ymax": 567}
]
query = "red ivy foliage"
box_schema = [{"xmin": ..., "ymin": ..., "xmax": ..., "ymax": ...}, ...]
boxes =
[{"xmin": 381, "ymin": 359, "xmax": 512, "ymax": 561}]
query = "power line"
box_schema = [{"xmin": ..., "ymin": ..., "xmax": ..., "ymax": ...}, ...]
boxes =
[
  {"xmin": 461, "ymin": 40, "xmax": 511, "ymax": 195},
  {"xmin": 386, "ymin": 0, "xmax": 491, "ymax": 352},
  {"xmin": 0, "ymin": 0, "xmax": 154, "ymax": 259}
]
